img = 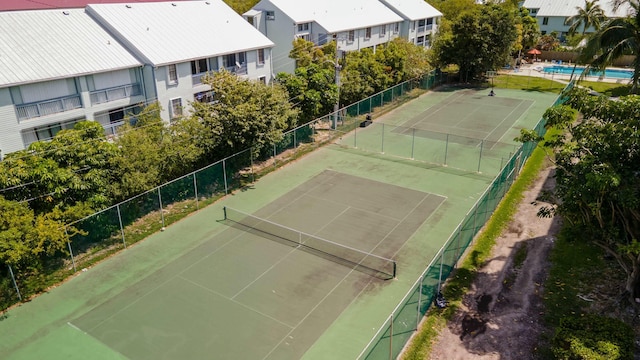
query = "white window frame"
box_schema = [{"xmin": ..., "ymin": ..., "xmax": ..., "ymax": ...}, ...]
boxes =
[
  {"xmin": 170, "ymin": 98, "xmax": 183, "ymax": 120},
  {"xmin": 257, "ymin": 49, "xmax": 265, "ymax": 65},
  {"xmin": 297, "ymin": 23, "xmax": 309, "ymax": 32},
  {"xmin": 258, "ymin": 76, "xmax": 266, "ymax": 84},
  {"xmin": 167, "ymin": 64, "xmax": 178, "ymax": 85},
  {"xmin": 348, "ymin": 30, "xmax": 355, "ymax": 43},
  {"xmin": 379, "ymin": 25, "xmax": 386, "ymax": 37},
  {"xmin": 393, "ymin": 23, "xmax": 399, "ymax": 34},
  {"xmin": 365, "ymin": 27, "xmax": 371, "ymax": 40}
]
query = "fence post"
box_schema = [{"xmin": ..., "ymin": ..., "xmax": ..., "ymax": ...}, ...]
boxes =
[
  {"xmin": 8, "ymin": 264, "xmax": 22, "ymax": 301},
  {"xmin": 389, "ymin": 314, "xmax": 394, "ymax": 360},
  {"xmin": 477, "ymin": 139, "xmax": 484, "ymax": 173},
  {"xmin": 65, "ymin": 227, "xmax": 77, "ymax": 273},
  {"xmin": 381, "ymin": 123, "xmax": 385, "ymax": 154},
  {"xmin": 117, "ymin": 204, "xmax": 126, "ymax": 248},
  {"xmin": 411, "ymin": 128, "xmax": 416, "ymax": 159},
  {"xmin": 158, "ymin": 187, "xmax": 165, "ymax": 228},
  {"xmin": 193, "ymin": 173, "xmax": 199, "ymax": 210},
  {"xmin": 250, "ymin": 150, "xmax": 255, "ymax": 183},
  {"xmin": 444, "ymin": 134, "xmax": 449, "ymax": 166},
  {"xmin": 221, "ymin": 161, "xmax": 230, "ymax": 197},
  {"xmin": 416, "ymin": 275, "xmax": 423, "ymax": 328},
  {"xmin": 354, "ymin": 125, "xmax": 358, "ymax": 148}
]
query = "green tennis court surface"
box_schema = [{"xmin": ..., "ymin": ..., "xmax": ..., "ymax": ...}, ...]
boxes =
[
  {"xmin": 1, "ymin": 88, "xmax": 557, "ymax": 360},
  {"xmin": 337, "ymin": 88, "xmax": 537, "ymax": 174},
  {"xmin": 70, "ymin": 171, "xmax": 444, "ymax": 359}
]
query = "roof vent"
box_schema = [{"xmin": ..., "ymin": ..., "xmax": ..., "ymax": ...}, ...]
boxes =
[
  {"xmin": 62, "ymin": 10, "xmax": 70, "ymax": 15},
  {"xmin": 125, "ymin": 4, "xmax": 131, "ymax": 8},
  {"xmin": 172, "ymin": 3, "xmax": 177, "ymax": 6}
]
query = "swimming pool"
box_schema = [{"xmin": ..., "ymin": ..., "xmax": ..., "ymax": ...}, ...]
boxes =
[{"xmin": 542, "ymin": 65, "xmax": 633, "ymax": 79}]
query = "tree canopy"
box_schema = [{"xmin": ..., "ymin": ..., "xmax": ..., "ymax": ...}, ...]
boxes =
[
  {"xmin": 431, "ymin": 4, "xmax": 518, "ymax": 81},
  {"xmin": 519, "ymin": 88, "xmax": 640, "ymax": 302}
]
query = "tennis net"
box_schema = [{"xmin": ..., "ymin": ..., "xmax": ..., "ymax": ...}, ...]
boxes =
[{"xmin": 223, "ymin": 206, "xmax": 397, "ymax": 279}]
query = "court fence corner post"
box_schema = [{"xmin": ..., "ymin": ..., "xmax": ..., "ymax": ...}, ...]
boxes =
[
  {"xmin": 65, "ymin": 227, "xmax": 77, "ymax": 273},
  {"xmin": 389, "ymin": 314, "xmax": 394, "ymax": 360},
  {"xmin": 477, "ymin": 139, "xmax": 484, "ymax": 173},
  {"xmin": 8, "ymin": 264, "xmax": 22, "ymax": 301},
  {"xmin": 193, "ymin": 173, "xmax": 199, "ymax": 211},
  {"xmin": 116, "ymin": 204, "xmax": 126, "ymax": 248},
  {"xmin": 158, "ymin": 187, "xmax": 165, "ymax": 228}
]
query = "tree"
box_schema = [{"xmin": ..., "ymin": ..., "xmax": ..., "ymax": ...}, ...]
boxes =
[
  {"xmin": 567, "ymin": 0, "xmax": 607, "ymax": 79},
  {"xmin": 339, "ymin": 48, "xmax": 389, "ymax": 105},
  {"xmin": 519, "ymin": 88, "xmax": 640, "ymax": 303},
  {"xmin": 580, "ymin": 0, "xmax": 640, "ymax": 93},
  {"xmin": 276, "ymin": 39, "xmax": 338, "ymax": 124},
  {"xmin": 428, "ymin": 0, "xmax": 477, "ymax": 20},
  {"xmin": 193, "ymin": 70, "xmax": 298, "ymax": 158},
  {"xmin": 0, "ymin": 121, "xmax": 118, "ymax": 218},
  {"xmin": 514, "ymin": 7, "xmax": 540, "ymax": 57},
  {"xmin": 537, "ymin": 32, "xmax": 561, "ymax": 51},
  {"xmin": 432, "ymin": 4, "xmax": 518, "ymax": 81},
  {"xmin": 110, "ymin": 103, "xmax": 205, "ymax": 201},
  {"xmin": 0, "ymin": 196, "xmax": 68, "ymax": 271}
]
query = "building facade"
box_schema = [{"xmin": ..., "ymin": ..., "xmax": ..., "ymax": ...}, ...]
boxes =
[
  {"xmin": 245, "ymin": 0, "xmax": 404, "ymax": 74},
  {"xmin": 380, "ymin": 0, "xmax": 442, "ymax": 48}
]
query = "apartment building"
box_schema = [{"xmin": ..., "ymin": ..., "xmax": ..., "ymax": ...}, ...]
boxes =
[
  {"xmin": 0, "ymin": 8, "xmax": 145, "ymax": 156},
  {"xmin": 245, "ymin": 0, "xmax": 404, "ymax": 74},
  {"xmin": 523, "ymin": 0, "xmax": 634, "ymax": 40},
  {"xmin": 87, "ymin": 0, "xmax": 275, "ymax": 122},
  {"xmin": 380, "ymin": 0, "xmax": 442, "ymax": 48}
]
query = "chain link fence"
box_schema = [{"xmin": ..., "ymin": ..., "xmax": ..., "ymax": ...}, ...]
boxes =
[
  {"xmin": 0, "ymin": 70, "xmax": 446, "ymax": 311},
  {"xmin": 356, "ymin": 80, "xmax": 574, "ymax": 360}
]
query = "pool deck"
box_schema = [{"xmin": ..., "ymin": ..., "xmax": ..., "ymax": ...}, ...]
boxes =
[{"xmin": 502, "ymin": 62, "xmax": 630, "ymax": 84}]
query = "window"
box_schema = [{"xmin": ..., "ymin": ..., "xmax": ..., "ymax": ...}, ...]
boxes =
[
  {"xmin": 426, "ymin": 18, "xmax": 433, "ymax": 26},
  {"xmin": 418, "ymin": 19, "xmax": 426, "ymax": 30},
  {"xmin": 348, "ymin": 30, "xmax": 355, "ymax": 42},
  {"xmin": 170, "ymin": 98, "xmax": 183, "ymax": 119},
  {"xmin": 365, "ymin": 27, "xmax": 371, "ymax": 40},
  {"xmin": 380, "ymin": 25, "xmax": 386, "ymax": 37},
  {"xmin": 194, "ymin": 91, "xmax": 215, "ymax": 103},
  {"xmin": 257, "ymin": 49, "xmax": 265, "ymax": 65},
  {"xmin": 247, "ymin": 16, "xmax": 254, "ymax": 26},
  {"xmin": 297, "ymin": 23, "xmax": 309, "ymax": 32},
  {"xmin": 531, "ymin": 8, "xmax": 538, "ymax": 15},
  {"xmin": 223, "ymin": 53, "xmax": 236, "ymax": 68},
  {"xmin": 412, "ymin": 21, "xmax": 416, "ymax": 31},
  {"xmin": 542, "ymin": 17, "xmax": 548, "ymax": 25},
  {"xmin": 296, "ymin": 34, "xmax": 310, "ymax": 41},
  {"xmin": 191, "ymin": 58, "xmax": 208, "ymax": 75},
  {"xmin": 258, "ymin": 76, "xmax": 266, "ymax": 84},
  {"xmin": 417, "ymin": 36, "xmax": 424, "ymax": 46},
  {"xmin": 265, "ymin": 10, "xmax": 275, "ymax": 20},
  {"xmin": 393, "ymin": 23, "xmax": 399, "ymax": 34},
  {"xmin": 168, "ymin": 64, "xmax": 178, "ymax": 85},
  {"xmin": 541, "ymin": 30, "xmax": 547, "ymax": 35}
]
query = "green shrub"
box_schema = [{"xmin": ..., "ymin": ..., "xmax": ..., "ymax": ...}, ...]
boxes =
[{"xmin": 552, "ymin": 314, "xmax": 634, "ymax": 360}]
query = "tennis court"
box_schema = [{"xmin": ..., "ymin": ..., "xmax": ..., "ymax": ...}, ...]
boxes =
[
  {"xmin": 337, "ymin": 88, "xmax": 536, "ymax": 174},
  {"xmin": 69, "ymin": 170, "xmax": 445, "ymax": 359}
]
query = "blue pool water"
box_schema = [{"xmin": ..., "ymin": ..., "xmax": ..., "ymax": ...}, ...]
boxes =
[{"xmin": 543, "ymin": 65, "xmax": 633, "ymax": 79}]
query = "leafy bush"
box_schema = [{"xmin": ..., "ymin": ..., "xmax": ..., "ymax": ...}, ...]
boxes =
[{"xmin": 552, "ymin": 314, "xmax": 634, "ymax": 360}]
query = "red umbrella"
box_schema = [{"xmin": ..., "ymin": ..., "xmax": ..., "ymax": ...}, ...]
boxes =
[{"xmin": 527, "ymin": 48, "xmax": 541, "ymax": 62}]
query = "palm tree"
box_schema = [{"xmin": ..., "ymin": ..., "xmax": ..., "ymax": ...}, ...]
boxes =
[
  {"xmin": 566, "ymin": 0, "xmax": 606, "ymax": 80},
  {"xmin": 580, "ymin": 0, "xmax": 640, "ymax": 93}
]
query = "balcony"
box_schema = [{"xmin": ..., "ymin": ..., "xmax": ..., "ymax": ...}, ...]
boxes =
[
  {"xmin": 225, "ymin": 64, "xmax": 248, "ymax": 76},
  {"xmin": 103, "ymin": 120, "xmax": 125, "ymax": 137},
  {"xmin": 90, "ymin": 83, "xmax": 141, "ymax": 105},
  {"xmin": 16, "ymin": 94, "xmax": 82, "ymax": 121}
]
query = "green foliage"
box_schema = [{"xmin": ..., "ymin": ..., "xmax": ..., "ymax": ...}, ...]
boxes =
[
  {"xmin": 276, "ymin": 39, "xmax": 338, "ymax": 124},
  {"xmin": 537, "ymin": 33, "xmax": 561, "ymax": 51},
  {"xmin": 0, "ymin": 196, "xmax": 68, "ymax": 270},
  {"xmin": 552, "ymin": 315, "xmax": 634, "ymax": 360},
  {"xmin": 432, "ymin": 4, "xmax": 518, "ymax": 81},
  {"xmin": 0, "ymin": 121, "xmax": 117, "ymax": 217},
  {"xmin": 515, "ymin": 7, "xmax": 540, "ymax": 54},
  {"xmin": 222, "ymin": 0, "xmax": 258, "ymax": 14},
  {"xmin": 428, "ymin": 0, "xmax": 477, "ymax": 20},
  {"xmin": 579, "ymin": 0, "xmax": 640, "ymax": 93},
  {"xmin": 196, "ymin": 70, "xmax": 298, "ymax": 157}
]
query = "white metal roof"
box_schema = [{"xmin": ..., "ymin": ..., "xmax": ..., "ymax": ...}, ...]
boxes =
[
  {"xmin": 523, "ymin": 0, "xmax": 634, "ymax": 18},
  {"xmin": 0, "ymin": 8, "xmax": 141, "ymax": 88},
  {"xmin": 87, "ymin": 0, "xmax": 274, "ymax": 67},
  {"xmin": 380, "ymin": 0, "xmax": 443, "ymax": 21},
  {"xmin": 267, "ymin": 0, "xmax": 404, "ymax": 33}
]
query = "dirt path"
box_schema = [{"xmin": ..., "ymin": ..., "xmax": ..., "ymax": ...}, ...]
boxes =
[{"xmin": 429, "ymin": 165, "xmax": 561, "ymax": 360}]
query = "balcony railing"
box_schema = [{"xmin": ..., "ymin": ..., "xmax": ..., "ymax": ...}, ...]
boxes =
[
  {"xmin": 103, "ymin": 120, "xmax": 125, "ymax": 137},
  {"xmin": 16, "ymin": 94, "xmax": 82, "ymax": 121},
  {"xmin": 90, "ymin": 83, "xmax": 141, "ymax": 105},
  {"xmin": 225, "ymin": 64, "xmax": 248, "ymax": 76}
]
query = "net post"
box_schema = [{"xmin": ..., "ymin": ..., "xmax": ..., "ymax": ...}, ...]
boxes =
[{"xmin": 393, "ymin": 261, "xmax": 397, "ymax": 279}]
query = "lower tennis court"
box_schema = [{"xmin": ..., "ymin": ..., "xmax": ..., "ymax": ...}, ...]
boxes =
[
  {"xmin": 337, "ymin": 88, "xmax": 535, "ymax": 174},
  {"xmin": 70, "ymin": 170, "xmax": 445, "ymax": 359}
]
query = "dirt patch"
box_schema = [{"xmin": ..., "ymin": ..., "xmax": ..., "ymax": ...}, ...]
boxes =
[{"xmin": 429, "ymin": 165, "xmax": 561, "ymax": 360}]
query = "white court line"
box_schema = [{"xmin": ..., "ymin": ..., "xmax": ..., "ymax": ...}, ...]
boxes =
[
  {"xmin": 179, "ymin": 276, "xmax": 294, "ymax": 329},
  {"xmin": 493, "ymin": 100, "xmax": 536, "ymax": 145}
]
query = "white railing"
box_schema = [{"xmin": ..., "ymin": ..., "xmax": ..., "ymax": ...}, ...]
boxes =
[
  {"xmin": 90, "ymin": 83, "xmax": 141, "ymax": 105},
  {"xmin": 16, "ymin": 95, "xmax": 82, "ymax": 121}
]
